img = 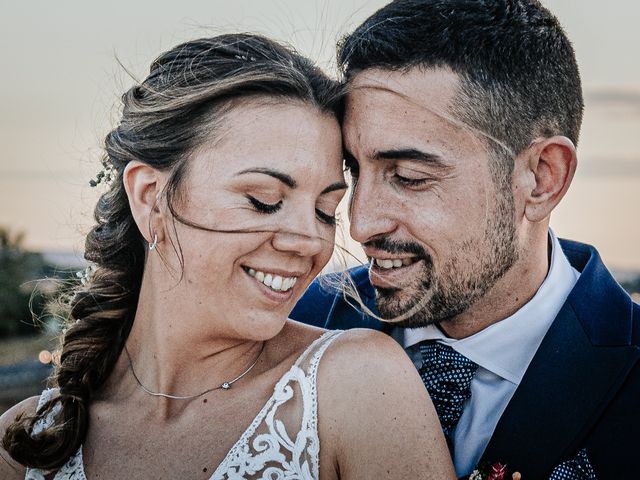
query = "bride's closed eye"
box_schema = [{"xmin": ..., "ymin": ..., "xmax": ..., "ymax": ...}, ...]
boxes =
[
  {"xmin": 247, "ymin": 194, "xmax": 337, "ymax": 227},
  {"xmin": 315, "ymin": 208, "xmax": 337, "ymax": 226},
  {"xmin": 246, "ymin": 195, "xmax": 282, "ymax": 214}
]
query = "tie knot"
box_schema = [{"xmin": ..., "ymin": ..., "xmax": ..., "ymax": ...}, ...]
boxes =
[
  {"xmin": 419, "ymin": 342, "xmax": 478, "ymax": 374},
  {"xmin": 418, "ymin": 341, "xmax": 479, "ymax": 440}
]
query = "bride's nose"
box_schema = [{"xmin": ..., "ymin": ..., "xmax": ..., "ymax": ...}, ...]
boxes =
[{"xmin": 270, "ymin": 213, "xmax": 326, "ymax": 257}]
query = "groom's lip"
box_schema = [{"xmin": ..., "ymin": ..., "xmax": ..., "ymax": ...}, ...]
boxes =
[
  {"xmin": 368, "ymin": 258, "xmax": 424, "ymax": 289},
  {"xmin": 364, "ymin": 248, "xmax": 420, "ymax": 262}
]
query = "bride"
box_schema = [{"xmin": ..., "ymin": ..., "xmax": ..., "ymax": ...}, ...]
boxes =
[{"xmin": 0, "ymin": 34, "xmax": 454, "ymax": 479}]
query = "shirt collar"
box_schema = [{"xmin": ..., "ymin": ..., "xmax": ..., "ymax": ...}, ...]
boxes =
[{"xmin": 403, "ymin": 229, "xmax": 580, "ymax": 385}]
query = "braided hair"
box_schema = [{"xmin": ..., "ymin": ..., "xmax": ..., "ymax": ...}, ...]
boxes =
[{"xmin": 2, "ymin": 33, "xmax": 342, "ymax": 470}]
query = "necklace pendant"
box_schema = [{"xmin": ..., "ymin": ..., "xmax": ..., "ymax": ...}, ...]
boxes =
[{"xmin": 221, "ymin": 382, "xmax": 231, "ymax": 390}]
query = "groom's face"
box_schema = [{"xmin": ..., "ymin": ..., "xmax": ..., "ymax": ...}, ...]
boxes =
[{"xmin": 343, "ymin": 67, "xmax": 519, "ymax": 327}]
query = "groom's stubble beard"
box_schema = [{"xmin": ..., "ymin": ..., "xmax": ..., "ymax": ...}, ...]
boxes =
[{"xmin": 372, "ymin": 181, "xmax": 520, "ymax": 328}]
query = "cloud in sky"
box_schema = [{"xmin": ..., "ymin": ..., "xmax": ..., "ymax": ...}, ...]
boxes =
[
  {"xmin": 586, "ymin": 88, "xmax": 640, "ymax": 119},
  {"xmin": 577, "ymin": 157, "xmax": 640, "ymax": 177},
  {"xmin": 587, "ymin": 89, "xmax": 640, "ymax": 107}
]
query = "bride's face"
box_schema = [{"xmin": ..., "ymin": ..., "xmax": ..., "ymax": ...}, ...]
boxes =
[{"xmin": 165, "ymin": 99, "xmax": 346, "ymax": 340}]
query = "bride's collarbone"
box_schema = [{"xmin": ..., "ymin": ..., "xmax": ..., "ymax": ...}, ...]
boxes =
[
  {"xmin": 76, "ymin": 328, "xmax": 323, "ymax": 477},
  {"xmin": 82, "ymin": 403, "xmax": 248, "ymax": 477},
  {"xmin": 80, "ymin": 365, "xmax": 294, "ymax": 477}
]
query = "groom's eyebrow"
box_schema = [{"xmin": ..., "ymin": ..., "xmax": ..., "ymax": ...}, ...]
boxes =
[{"xmin": 374, "ymin": 148, "xmax": 448, "ymax": 167}]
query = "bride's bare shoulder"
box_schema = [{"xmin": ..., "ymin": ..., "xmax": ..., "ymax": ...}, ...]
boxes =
[
  {"xmin": 0, "ymin": 395, "xmax": 40, "ymax": 479},
  {"xmin": 316, "ymin": 329, "xmax": 456, "ymax": 479},
  {"xmin": 319, "ymin": 328, "xmax": 415, "ymax": 376},
  {"xmin": 314, "ymin": 328, "xmax": 426, "ymax": 417}
]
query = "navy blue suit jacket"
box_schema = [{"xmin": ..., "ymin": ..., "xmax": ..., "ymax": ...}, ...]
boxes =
[{"xmin": 291, "ymin": 240, "xmax": 640, "ymax": 479}]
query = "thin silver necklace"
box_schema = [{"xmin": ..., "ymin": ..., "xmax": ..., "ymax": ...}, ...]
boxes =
[{"xmin": 124, "ymin": 342, "xmax": 265, "ymax": 400}]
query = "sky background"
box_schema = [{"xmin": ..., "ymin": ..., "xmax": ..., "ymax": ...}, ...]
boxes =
[{"xmin": 1, "ymin": 0, "xmax": 639, "ymax": 269}]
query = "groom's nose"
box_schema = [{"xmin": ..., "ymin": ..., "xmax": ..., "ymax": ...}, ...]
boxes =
[{"xmin": 349, "ymin": 177, "xmax": 398, "ymax": 244}]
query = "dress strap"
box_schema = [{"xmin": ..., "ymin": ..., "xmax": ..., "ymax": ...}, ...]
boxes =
[
  {"xmin": 293, "ymin": 330, "xmax": 344, "ymax": 376},
  {"xmin": 292, "ymin": 330, "xmax": 344, "ymax": 437}
]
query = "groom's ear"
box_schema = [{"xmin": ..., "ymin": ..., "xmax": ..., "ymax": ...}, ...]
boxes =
[
  {"xmin": 123, "ymin": 161, "xmax": 168, "ymax": 245},
  {"xmin": 520, "ymin": 136, "xmax": 577, "ymax": 223}
]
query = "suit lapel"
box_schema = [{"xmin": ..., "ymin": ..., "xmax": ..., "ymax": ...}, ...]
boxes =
[{"xmin": 480, "ymin": 301, "xmax": 640, "ymax": 478}]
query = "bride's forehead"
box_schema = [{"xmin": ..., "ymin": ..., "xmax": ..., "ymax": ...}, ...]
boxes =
[
  {"xmin": 180, "ymin": 143, "xmax": 342, "ymax": 200},
  {"xmin": 185, "ymin": 105, "xmax": 341, "ymax": 174}
]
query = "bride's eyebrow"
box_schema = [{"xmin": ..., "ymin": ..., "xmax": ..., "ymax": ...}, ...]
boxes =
[
  {"xmin": 235, "ymin": 167, "xmax": 297, "ymax": 188},
  {"xmin": 321, "ymin": 181, "xmax": 348, "ymax": 195}
]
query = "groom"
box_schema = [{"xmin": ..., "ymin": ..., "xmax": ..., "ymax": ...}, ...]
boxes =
[{"xmin": 291, "ymin": 1, "xmax": 640, "ymax": 478}]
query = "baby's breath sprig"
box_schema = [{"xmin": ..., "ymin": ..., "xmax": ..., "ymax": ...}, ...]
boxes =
[
  {"xmin": 89, "ymin": 158, "xmax": 117, "ymax": 187},
  {"xmin": 75, "ymin": 264, "xmax": 97, "ymax": 286}
]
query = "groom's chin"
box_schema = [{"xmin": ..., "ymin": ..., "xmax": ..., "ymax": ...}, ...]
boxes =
[{"xmin": 373, "ymin": 286, "xmax": 433, "ymax": 327}]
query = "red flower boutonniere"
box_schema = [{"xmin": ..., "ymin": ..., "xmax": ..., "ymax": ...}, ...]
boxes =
[{"xmin": 468, "ymin": 462, "xmax": 521, "ymax": 480}]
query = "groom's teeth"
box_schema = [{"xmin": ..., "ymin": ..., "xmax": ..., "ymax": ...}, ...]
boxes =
[
  {"xmin": 376, "ymin": 258, "xmax": 394, "ymax": 269},
  {"xmin": 246, "ymin": 268, "xmax": 298, "ymax": 292},
  {"xmin": 374, "ymin": 257, "xmax": 415, "ymax": 269}
]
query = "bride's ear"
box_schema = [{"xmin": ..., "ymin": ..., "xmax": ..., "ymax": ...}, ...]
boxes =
[{"xmin": 123, "ymin": 161, "xmax": 167, "ymax": 245}]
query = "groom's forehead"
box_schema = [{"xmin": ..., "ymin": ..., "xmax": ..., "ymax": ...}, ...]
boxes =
[
  {"xmin": 347, "ymin": 67, "xmax": 461, "ymax": 105},
  {"xmin": 343, "ymin": 68, "xmax": 477, "ymax": 153},
  {"xmin": 344, "ymin": 67, "xmax": 466, "ymax": 136}
]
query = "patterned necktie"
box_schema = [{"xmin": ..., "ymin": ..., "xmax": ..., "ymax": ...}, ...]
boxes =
[{"xmin": 418, "ymin": 341, "xmax": 479, "ymax": 453}]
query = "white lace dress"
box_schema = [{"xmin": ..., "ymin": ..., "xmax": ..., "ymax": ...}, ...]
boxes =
[{"xmin": 25, "ymin": 330, "xmax": 343, "ymax": 480}]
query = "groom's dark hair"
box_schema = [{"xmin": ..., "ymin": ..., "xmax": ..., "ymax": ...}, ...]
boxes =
[{"xmin": 338, "ymin": 0, "xmax": 584, "ymax": 173}]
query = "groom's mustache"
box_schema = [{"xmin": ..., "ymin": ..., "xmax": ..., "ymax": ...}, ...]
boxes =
[
  {"xmin": 363, "ymin": 237, "xmax": 434, "ymax": 295},
  {"xmin": 362, "ymin": 238, "xmax": 429, "ymax": 259}
]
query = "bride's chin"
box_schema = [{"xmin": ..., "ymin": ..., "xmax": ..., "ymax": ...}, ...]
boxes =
[{"xmin": 234, "ymin": 314, "xmax": 289, "ymax": 342}]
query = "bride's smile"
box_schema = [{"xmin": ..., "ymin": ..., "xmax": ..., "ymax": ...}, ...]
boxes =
[{"xmin": 140, "ymin": 100, "xmax": 346, "ymax": 341}]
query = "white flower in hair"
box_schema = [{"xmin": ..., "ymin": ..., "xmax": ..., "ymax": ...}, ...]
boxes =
[{"xmin": 76, "ymin": 264, "xmax": 97, "ymax": 286}]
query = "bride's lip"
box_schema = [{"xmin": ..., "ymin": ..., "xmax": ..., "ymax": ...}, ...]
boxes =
[
  {"xmin": 241, "ymin": 265, "xmax": 306, "ymax": 278},
  {"xmin": 244, "ymin": 268, "xmax": 297, "ymax": 303}
]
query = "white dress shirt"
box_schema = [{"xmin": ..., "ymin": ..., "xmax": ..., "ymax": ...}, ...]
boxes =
[{"xmin": 402, "ymin": 230, "xmax": 580, "ymax": 477}]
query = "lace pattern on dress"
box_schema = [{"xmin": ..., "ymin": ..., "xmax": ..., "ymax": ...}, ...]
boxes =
[
  {"xmin": 210, "ymin": 330, "xmax": 343, "ymax": 480},
  {"xmin": 25, "ymin": 330, "xmax": 343, "ymax": 480}
]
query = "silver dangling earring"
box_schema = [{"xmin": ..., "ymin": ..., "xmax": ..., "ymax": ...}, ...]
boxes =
[{"xmin": 149, "ymin": 233, "xmax": 158, "ymax": 251}]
